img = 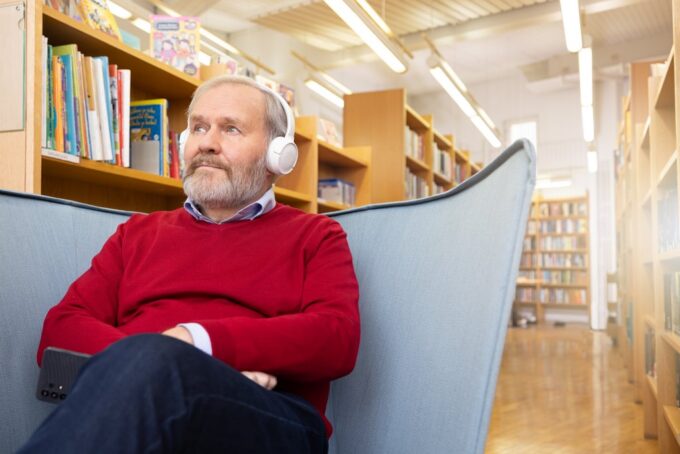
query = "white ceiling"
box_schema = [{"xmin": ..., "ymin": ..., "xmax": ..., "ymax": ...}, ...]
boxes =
[{"xmin": 134, "ymin": 0, "xmax": 673, "ymax": 95}]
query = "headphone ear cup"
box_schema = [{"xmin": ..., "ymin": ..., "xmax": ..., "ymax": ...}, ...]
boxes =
[{"xmin": 267, "ymin": 137, "xmax": 298, "ymax": 175}]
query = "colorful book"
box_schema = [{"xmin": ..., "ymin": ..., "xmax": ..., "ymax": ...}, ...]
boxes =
[
  {"xmin": 150, "ymin": 15, "xmax": 200, "ymax": 77},
  {"xmin": 130, "ymin": 99, "xmax": 168, "ymax": 176},
  {"xmin": 52, "ymin": 55, "xmax": 65, "ymax": 152},
  {"xmin": 108, "ymin": 64, "xmax": 120, "ymax": 165},
  {"xmin": 56, "ymin": 54, "xmax": 78, "ymax": 155},
  {"xmin": 118, "ymin": 69, "xmax": 131, "ymax": 167},
  {"xmin": 76, "ymin": 0, "xmax": 121, "ymax": 41},
  {"xmin": 91, "ymin": 57, "xmax": 113, "ymax": 161},
  {"xmin": 83, "ymin": 56, "xmax": 103, "ymax": 161}
]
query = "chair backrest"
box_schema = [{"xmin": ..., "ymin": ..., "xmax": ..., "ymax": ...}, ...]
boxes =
[
  {"xmin": 0, "ymin": 192, "xmax": 132, "ymax": 453},
  {"xmin": 326, "ymin": 140, "xmax": 535, "ymax": 454}
]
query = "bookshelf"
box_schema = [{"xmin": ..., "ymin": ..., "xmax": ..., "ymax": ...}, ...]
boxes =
[
  {"xmin": 614, "ymin": 18, "xmax": 680, "ymax": 448},
  {"xmin": 343, "ymin": 88, "xmax": 480, "ymax": 204},
  {"xmin": 0, "ymin": 3, "xmax": 371, "ymax": 215},
  {"xmin": 515, "ymin": 196, "xmax": 591, "ymax": 323}
]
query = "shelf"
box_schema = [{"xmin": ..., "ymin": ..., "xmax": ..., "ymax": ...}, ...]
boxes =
[
  {"xmin": 405, "ymin": 105, "xmax": 430, "ymax": 131},
  {"xmin": 646, "ymin": 375, "xmax": 658, "ymax": 400},
  {"xmin": 536, "ymin": 232, "xmax": 588, "ymax": 237},
  {"xmin": 433, "ymin": 171, "xmax": 453, "ymax": 185},
  {"xmin": 663, "ymin": 406, "xmax": 680, "ymax": 445},
  {"xmin": 294, "ymin": 129, "xmax": 314, "ymax": 143},
  {"xmin": 537, "ymin": 249, "xmax": 589, "ymax": 253},
  {"xmin": 540, "ymin": 283, "xmax": 589, "ymax": 289},
  {"xmin": 644, "ymin": 314, "xmax": 655, "ymax": 328},
  {"xmin": 659, "ymin": 250, "xmax": 680, "ymax": 266},
  {"xmin": 662, "ymin": 332, "xmax": 680, "ymax": 355},
  {"xmin": 405, "ymin": 155, "xmax": 430, "ymax": 173},
  {"xmin": 433, "ymin": 131, "xmax": 452, "ymax": 149},
  {"xmin": 541, "ymin": 303, "xmax": 589, "ymax": 309},
  {"xmin": 317, "ymin": 141, "xmax": 369, "ymax": 168},
  {"xmin": 538, "ymin": 266, "xmax": 588, "ymax": 271},
  {"xmin": 530, "ymin": 216, "xmax": 588, "ymax": 221},
  {"xmin": 273, "ymin": 186, "xmax": 313, "ymax": 204},
  {"xmin": 654, "ymin": 51, "xmax": 675, "ymax": 109},
  {"xmin": 639, "ymin": 117, "xmax": 651, "ymax": 150},
  {"xmin": 42, "ymin": 155, "xmax": 184, "ymax": 197},
  {"xmin": 42, "ymin": 6, "xmax": 199, "ymax": 99},
  {"xmin": 658, "ymin": 150, "xmax": 678, "ymax": 189},
  {"xmin": 516, "ymin": 301, "xmax": 539, "ymax": 306},
  {"xmin": 516, "ymin": 280, "xmax": 541, "ymax": 286},
  {"xmin": 317, "ymin": 199, "xmax": 350, "ymax": 213}
]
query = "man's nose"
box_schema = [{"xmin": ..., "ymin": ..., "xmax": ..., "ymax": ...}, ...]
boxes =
[{"xmin": 197, "ymin": 128, "xmax": 221, "ymax": 154}]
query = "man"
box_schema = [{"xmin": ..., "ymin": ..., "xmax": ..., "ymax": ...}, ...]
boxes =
[{"xmin": 19, "ymin": 76, "xmax": 361, "ymax": 453}]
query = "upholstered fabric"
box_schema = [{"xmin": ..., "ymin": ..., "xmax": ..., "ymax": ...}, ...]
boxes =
[{"xmin": 0, "ymin": 140, "xmax": 535, "ymax": 453}]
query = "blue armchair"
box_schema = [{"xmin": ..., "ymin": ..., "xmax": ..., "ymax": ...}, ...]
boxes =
[{"xmin": 0, "ymin": 140, "xmax": 535, "ymax": 453}]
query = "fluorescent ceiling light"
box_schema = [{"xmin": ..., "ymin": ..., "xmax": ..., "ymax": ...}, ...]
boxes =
[
  {"xmin": 582, "ymin": 104, "xmax": 594, "ymax": 142},
  {"xmin": 429, "ymin": 65, "xmax": 475, "ymax": 117},
  {"xmin": 559, "ymin": 0, "xmax": 582, "ymax": 52},
  {"xmin": 471, "ymin": 115, "xmax": 502, "ymax": 148},
  {"xmin": 198, "ymin": 51, "xmax": 211, "ymax": 66},
  {"xmin": 356, "ymin": 0, "xmax": 391, "ymax": 35},
  {"xmin": 587, "ymin": 150, "xmax": 598, "ymax": 173},
  {"xmin": 320, "ymin": 73, "xmax": 352, "ymax": 95},
  {"xmin": 323, "ymin": 0, "xmax": 408, "ymax": 73},
  {"xmin": 132, "ymin": 18, "xmax": 151, "ymax": 33},
  {"xmin": 200, "ymin": 29, "xmax": 240, "ymax": 55},
  {"xmin": 305, "ymin": 78, "xmax": 344, "ymax": 108},
  {"xmin": 108, "ymin": 1, "xmax": 132, "ymax": 20},
  {"xmin": 536, "ymin": 178, "xmax": 573, "ymax": 189},
  {"xmin": 578, "ymin": 47, "xmax": 592, "ymax": 106}
]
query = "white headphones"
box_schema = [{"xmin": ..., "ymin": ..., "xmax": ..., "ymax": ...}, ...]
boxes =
[{"xmin": 179, "ymin": 83, "xmax": 298, "ymax": 176}]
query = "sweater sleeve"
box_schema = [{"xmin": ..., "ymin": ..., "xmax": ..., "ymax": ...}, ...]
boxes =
[
  {"xmin": 197, "ymin": 221, "xmax": 361, "ymax": 383},
  {"xmin": 36, "ymin": 220, "xmax": 130, "ymax": 365}
]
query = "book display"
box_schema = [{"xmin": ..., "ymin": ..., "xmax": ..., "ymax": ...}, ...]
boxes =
[
  {"xmin": 0, "ymin": 3, "xmax": 375, "ymax": 215},
  {"xmin": 343, "ymin": 89, "xmax": 480, "ymax": 204},
  {"xmin": 614, "ymin": 34, "xmax": 680, "ymax": 449},
  {"xmin": 515, "ymin": 196, "xmax": 591, "ymax": 322}
]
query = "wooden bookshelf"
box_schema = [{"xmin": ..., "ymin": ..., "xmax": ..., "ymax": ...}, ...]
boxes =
[
  {"xmin": 0, "ymin": 4, "xmax": 373, "ymax": 215},
  {"xmin": 615, "ymin": 22, "xmax": 680, "ymax": 450},
  {"xmin": 343, "ymin": 89, "xmax": 480, "ymax": 203},
  {"xmin": 514, "ymin": 195, "xmax": 591, "ymax": 324}
]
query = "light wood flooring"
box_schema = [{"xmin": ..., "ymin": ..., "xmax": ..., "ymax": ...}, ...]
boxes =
[{"xmin": 484, "ymin": 324, "xmax": 658, "ymax": 453}]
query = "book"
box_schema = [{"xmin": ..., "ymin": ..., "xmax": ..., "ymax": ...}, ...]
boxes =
[
  {"xmin": 130, "ymin": 99, "xmax": 168, "ymax": 176},
  {"xmin": 150, "ymin": 15, "xmax": 201, "ymax": 77},
  {"xmin": 216, "ymin": 54, "xmax": 239, "ymax": 75},
  {"xmin": 52, "ymin": 55, "xmax": 65, "ymax": 152},
  {"xmin": 118, "ymin": 69, "xmax": 131, "ymax": 167},
  {"xmin": 318, "ymin": 118, "xmax": 341, "ymax": 147},
  {"xmin": 76, "ymin": 0, "xmax": 121, "ymax": 41},
  {"xmin": 108, "ymin": 64, "xmax": 120, "ymax": 165},
  {"xmin": 278, "ymin": 83, "xmax": 295, "ymax": 109},
  {"xmin": 82, "ymin": 56, "xmax": 103, "ymax": 161},
  {"xmin": 91, "ymin": 57, "xmax": 114, "ymax": 161},
  {"xmin": 56, "ymin": 54, "xmax": 78, "ymax": 155},
  {"xmin": 318, "ymin": 179, "xmax": 355, "ymax": 206}
]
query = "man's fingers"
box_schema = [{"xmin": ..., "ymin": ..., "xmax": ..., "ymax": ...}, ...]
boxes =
[{"xmin": 242, "ymin": 371, "xmax": 277, "ymax": 390}]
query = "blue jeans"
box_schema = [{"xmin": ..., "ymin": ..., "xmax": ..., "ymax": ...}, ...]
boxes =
[{"xmin": 19, "ymin": 334, "xmax": 328, "ymax": 453}]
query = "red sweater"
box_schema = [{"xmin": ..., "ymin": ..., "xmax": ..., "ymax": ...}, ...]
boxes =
[{"xmin": 38, "ymin": 203, "xmax": 361, "ymax": 436}]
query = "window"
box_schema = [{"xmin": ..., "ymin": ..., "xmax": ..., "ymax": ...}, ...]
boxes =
[{"xmin": 508, "ymin": 120, "xmax": 537, "ymax": 153}]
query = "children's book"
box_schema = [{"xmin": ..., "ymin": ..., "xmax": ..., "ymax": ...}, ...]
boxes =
[
  {"xmin": 150, "ymin": 15, "xmax": 201, "ymax": 77},
  {"xmin": 76, "ymin": 0, "xmax": 122, "ymax": 41},
  {"xmin": 130, "ymin": 99, "xmax": 168, "ymax": 176}
]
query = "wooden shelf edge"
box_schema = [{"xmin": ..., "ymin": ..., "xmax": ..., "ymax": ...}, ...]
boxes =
[
  {"xmin": 318, "ymin": 141, "xmax": 369, "ymax": 168},
  {"xmin": 317, "ymin": 199, "xmax": 351, "ymax": 212},
  {"xmin": 405, "ymin": 155, "xmax": 430, "ymax": 173},
  {"xmin": 644, "ymin": 314, "xmax": 655, "ymax": 329},
  {"xmin": 662, "ymin": 332, "xmax": 680, "ymax": 355},
  {"xmin": 433, "ymin": 131, "xmax": 452, "ymax": 149},
  {"xmin": 541, "ymin": 303, "xmax": 589, "ymax": 309},
  {"xmin": 433, "ymin": 171, "xmax": 453, "ymax": 185},
  {"xmin": 273, "ymin": 186, "xmax": 313, "ymax": 203},
  {"xmin": 639, "ymin": 117, "xmax": 651, "ymax": 150},
  {"xmin": 646, "ymin": 374, "xmax": 658, "ymax": 399},
  {"xmin": 653, "ymin": 50, "xmax": 675, "ymax": 109},
  {"xmin": 663, "ymin": 405, "xmax": 680, "ymax": 445},
  {"xmin": 658, "ymin": 150, "xmax": 678, "ymax": 188},
  {"xmin": 405, "ymin": 105, "xmax": 430, "ymax": 130}
]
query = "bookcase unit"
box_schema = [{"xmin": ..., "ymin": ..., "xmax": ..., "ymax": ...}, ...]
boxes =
[
  {"xmin": 343, "ymin": 89, "xmax": 480, "ymax": 204},
  {"xmin": 515, "ymin": 196, "xmax": 591, "ymax": 323},
  {"xmin": 615, "ymin": 11, "xmax": 680, "ymax": 448},
  {"xmin": 0, "ymin": 2, "xmax": 371, "ymax": 215}
]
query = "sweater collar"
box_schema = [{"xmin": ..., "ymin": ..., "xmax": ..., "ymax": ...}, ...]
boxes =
[{"xmin": 183, "ymin": 187, "xmax": 276, "ymax": 225}]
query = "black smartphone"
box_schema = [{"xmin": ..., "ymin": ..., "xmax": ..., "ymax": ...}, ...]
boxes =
[{"xmin": 36, "ymin": 347, "xmax": 92, "ymax": 404}]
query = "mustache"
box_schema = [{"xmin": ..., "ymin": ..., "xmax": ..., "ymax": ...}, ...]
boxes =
[{"xmin": 186, "ymin": 155, "xmax": 230, "ymax": 176}]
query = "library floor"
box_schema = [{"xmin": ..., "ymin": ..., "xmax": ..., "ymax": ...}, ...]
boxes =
[{"xmin": 484, "ymin": 324, "xmax": 657, "ymax": 453}]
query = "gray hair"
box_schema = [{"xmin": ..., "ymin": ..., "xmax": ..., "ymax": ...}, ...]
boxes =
[{"xmin": 186, "ymin": 75, "xmax": 287, "ymax": 144}]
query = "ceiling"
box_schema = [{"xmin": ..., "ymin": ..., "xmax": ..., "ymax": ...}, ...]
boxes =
[{"xmin": 139, "ymin": 0, "xmax": 673, "ymax": 95}]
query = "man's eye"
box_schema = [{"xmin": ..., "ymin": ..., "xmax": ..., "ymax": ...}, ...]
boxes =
[
  {"xmin": 192, "ymin": 125, "xmax": 207, "ymax": 133},
  {"xmin": 226, "ymin": 126, "xmax": 240, "ymax": 134}
]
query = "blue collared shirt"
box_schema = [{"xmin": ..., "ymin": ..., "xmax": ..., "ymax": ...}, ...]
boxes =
[{"xmin": 178, "ymin": 187, "xmax": 276, "ymax": 355}]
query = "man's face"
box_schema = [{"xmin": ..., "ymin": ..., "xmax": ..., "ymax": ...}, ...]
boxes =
[{"xmin": 182, "ymin": 83, "xmax": 271, "ymax": 210}]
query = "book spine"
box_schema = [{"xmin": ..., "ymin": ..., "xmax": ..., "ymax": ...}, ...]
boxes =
[
  {"xmin": 119, "ymin": 70, "xmax": 131, "ymax": 167},
  {"xmin": 58, "ymin": 55, "xmax": 78, "ymax": 155},
  {"xmin": 52, "ymin": 56, "xmax": 65, "ymax": 153}
]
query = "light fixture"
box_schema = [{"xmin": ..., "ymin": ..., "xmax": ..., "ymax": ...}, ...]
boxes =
[
  {"xmin": 578, "ymin": 47, "xmax": 592, "ymax": 106},
  {"xmin": 587, "ymin": 150, "xmax": 598, "ymax": 173},
  {"xmin": 132, "ymin": 18, "xmax": 151, "ymax": 33},
  {"xmin": 319, "ymin": 72, "xmax": 352, "ymax": 95},
  {"xmin": 559, "ymin": 0, "xmax": 582, "ymax": 52},
  {"xmin": 323, "ymin": 0, "xmax": 409, "ymax": 73},
  {"xmin": 536, "ymin": 178, "xmax": 573, "ymax": 189},
  {"xmin": 425, "ymin": 43, "xmax": 502, "ymax": 148},
  {"xmin": 305, "ymin": 77, "xmax": 345, "ymax": 108},
  {"xmin": 581, "ymin": 105, "xmax": 594, "ymax": 142},
  {"xmin": 108, "ymin": 1, "xmax": 132, "ymax": 20}
]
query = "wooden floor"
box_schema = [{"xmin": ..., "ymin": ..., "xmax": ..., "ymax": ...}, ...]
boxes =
[{"xmin": 484, "ymin": 324, "xmax": 658, "ymax": 453}]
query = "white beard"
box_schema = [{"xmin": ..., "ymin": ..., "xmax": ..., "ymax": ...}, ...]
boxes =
[{"xmin": 182, "ymin": 152, "xmax": 269, "ymax": 210}]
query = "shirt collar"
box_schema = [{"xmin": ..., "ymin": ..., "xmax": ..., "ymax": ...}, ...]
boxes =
[{"xmin": 184, "ymin": 187, "xmax": 276, "ymax": 225}]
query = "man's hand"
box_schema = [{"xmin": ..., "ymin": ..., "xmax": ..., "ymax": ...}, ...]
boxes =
[
  {"xmin": 162, "ymin": 326, "xmax": 194, "ymax": 345},
  {"xmin": 242, "ymin": 371, "xmax": 277, "ymax": 390}
]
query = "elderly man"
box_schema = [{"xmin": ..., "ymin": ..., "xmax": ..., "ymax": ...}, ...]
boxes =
[{"xmin": 19, "ymin": 76, "xmax": 360, "ymax": 454}]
